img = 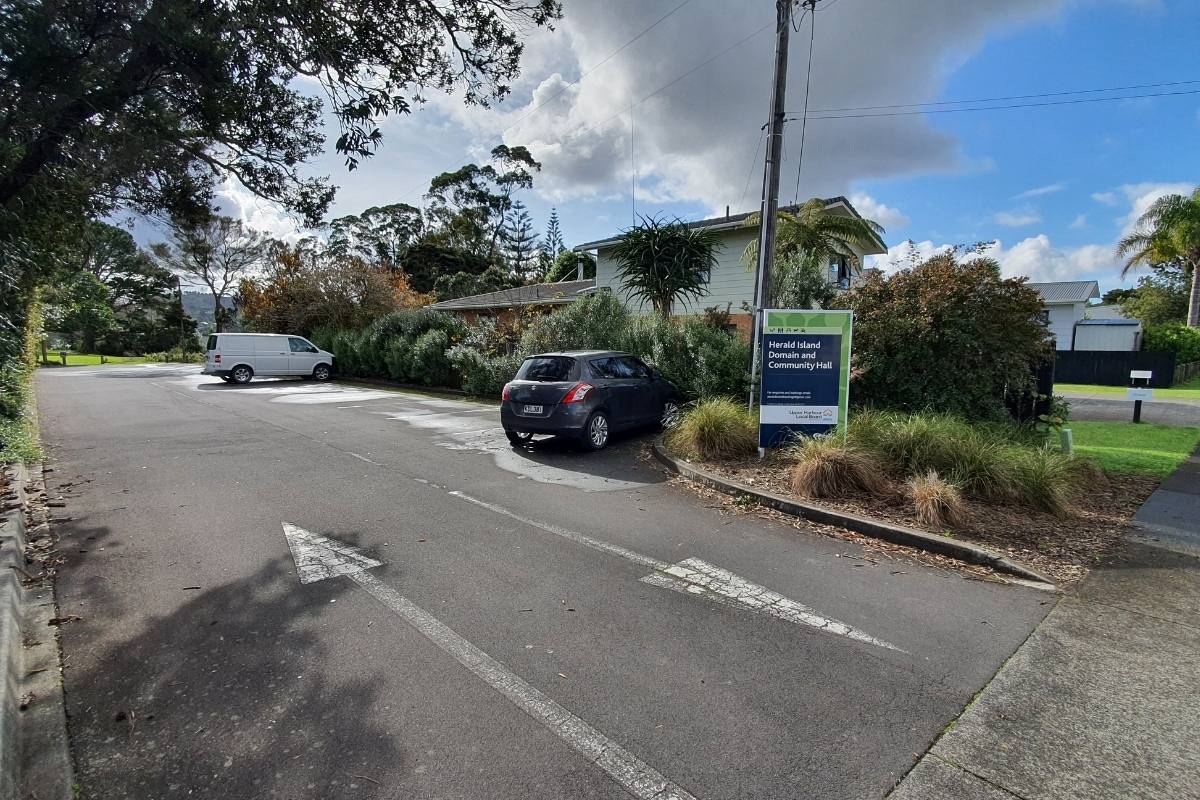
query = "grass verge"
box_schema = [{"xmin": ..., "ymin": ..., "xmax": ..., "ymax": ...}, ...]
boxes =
[
  {"xmin": 1069, "ymin": 420, "xmax": 1200, "ymax": 477},
  {"xmin": 38, "ymin": 354, "xmax": 150, "ymax": 367},
  {"xmin": 1056, "ymin": 379, "xmax": 1200, "ymax": 401}
]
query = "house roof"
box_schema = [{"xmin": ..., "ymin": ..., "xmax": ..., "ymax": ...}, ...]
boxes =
[
  {"xmin": 427, "ymin": 279, "xmax": 595, "ymax": 312},
  {"xmin": 573, "ymin": 196, "xmax": 887, "ymax": 255},
  {"xmin": 1026, "ymin": 280, "xmax": 1101, "ymax": 304}
]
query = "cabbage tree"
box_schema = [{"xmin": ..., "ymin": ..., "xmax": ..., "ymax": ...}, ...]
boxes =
[{"xmin": 610, "ymin": 217, "xmax": 722, "ymax": 318}]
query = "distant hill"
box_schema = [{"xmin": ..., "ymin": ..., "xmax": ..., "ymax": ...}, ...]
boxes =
[{"xmin": 182, "ymin": 291, "xmax": 234, "ymax": 324}]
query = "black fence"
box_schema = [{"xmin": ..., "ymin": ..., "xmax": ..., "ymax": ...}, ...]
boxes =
[{"xmin": 1054, "ymin": 350, "xmax": 1177, "ymax": 388}]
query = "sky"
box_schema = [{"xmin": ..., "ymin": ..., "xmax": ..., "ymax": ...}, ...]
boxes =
[{"xmin": 203, "ymin": 0, "xmax": 1199, "ymax": 294}]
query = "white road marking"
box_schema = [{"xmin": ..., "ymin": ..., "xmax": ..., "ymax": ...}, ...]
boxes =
[
  {"xmin": 280, "ymin": 524, "xmax": 699, "ymax": 799},
  {"xmin": 449, "ymin": 491, "xmax": 667, "ymax": 570},
  {"xmin": 449, "ymin": 491, "xmax": 901, "ymax": 651},
  {"xmin": 348, "ymin": 452, "xmax": 381, "ymax": 465},
  {"xmin": 642, "ymin": 560, "xmax": 901, "ymax": 651},
  {"xmin": 282, "ymin": 522, "xmax": 382, "ymax": 584},
  {"xmin": 349, "ymin": 570, "xmax": 699, "ymax": 800}
]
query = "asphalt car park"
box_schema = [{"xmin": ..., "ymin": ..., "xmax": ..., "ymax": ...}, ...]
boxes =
[{"xmin": 37, "ymin": 363, "xmax": 1050, "ymax": 800}]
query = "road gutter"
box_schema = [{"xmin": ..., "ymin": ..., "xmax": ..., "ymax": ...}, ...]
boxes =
[
  {"xmin": 651, "ymin": 437, "xmax": 1056, "ymax": 589},
  {"xmin": 0, "ymin": 462, "xmax": 74, "ymax": 799}
]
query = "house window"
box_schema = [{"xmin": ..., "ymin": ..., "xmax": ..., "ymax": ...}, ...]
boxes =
[{"xmin": 1037, "ymin": 310, "xmax": 1050, "ymax": 325}]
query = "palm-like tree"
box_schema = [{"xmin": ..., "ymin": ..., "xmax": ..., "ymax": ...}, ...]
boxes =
[
  {"xmin": 1117, "ymin": 188, "xmax": 1200, "ymax": 327},
  {"xmin": 742, "ymin": 197, "xmax": 885, "ymax": 268},
  {"xmin": 610, "ymin": 216, "xmax": 722, "ymax": 318}
]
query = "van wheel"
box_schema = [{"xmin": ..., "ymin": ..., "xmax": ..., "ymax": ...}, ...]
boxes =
[
  {"xmin": 312, "ymin": 363, "xmax": 332, "ymax": 382},
  {"xmin": 231, "ymin": 365, "xmax": 254, "ymax": 385},
  {"xmin": 220, "ymin": 376, "xmax": 233, "ymax": 383}
]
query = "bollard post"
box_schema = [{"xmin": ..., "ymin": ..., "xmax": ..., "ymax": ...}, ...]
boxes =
[{"xmin": 1133, "ymin": 399, "xmax": 1142, "ymax": 424}]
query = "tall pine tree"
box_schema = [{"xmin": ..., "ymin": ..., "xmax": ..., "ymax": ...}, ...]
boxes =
[
  {"xmin": 543, "ymin": 207, "xmax": 565, "ymax": 258},
  {"xmin": 502, "ymin": 200, "xmax": 540, "ymax": 278}
]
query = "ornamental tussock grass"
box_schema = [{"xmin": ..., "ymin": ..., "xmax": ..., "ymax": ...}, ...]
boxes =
[
  {"xmin": 789, "ymin": 437, "xmax": 888, "ymax": 499},
  {"xmin": 846, "ymin": 409, "xmax": 1085, "ymax": 514},
  {"xmin": 666, "ymin": 398, "xmax": 758, "ymax": 461},
  {"xmin": 906, "ymin": 470, "xmax": 965, "ymax": 529}
]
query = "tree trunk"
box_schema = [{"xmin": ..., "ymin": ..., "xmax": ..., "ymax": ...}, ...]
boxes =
[
  {"xmin": 1188, "ymin": 258, "xmax": 1200, "ymax": 328},
  {"xmin": 213, "ymin": 294, "xmax": 224, "ymax": 333},
  {"xmin": 655, "ymin": 297, "xmax": 672, "ymax": 319}
]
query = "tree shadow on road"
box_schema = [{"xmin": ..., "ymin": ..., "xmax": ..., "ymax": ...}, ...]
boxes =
[{"xmin": 63, "ymin": 557, "xmax": 402, "ymax": 799}]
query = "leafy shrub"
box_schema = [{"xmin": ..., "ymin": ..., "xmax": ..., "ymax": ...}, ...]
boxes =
[
  {"xmin": 845, "ymin": 254, "xmax": 1052, "ymax": 421},
  {"xmin": 520, "ymin": 290, "xmax": 631, "ymax": 354},
  {"xmin": 1143, "ymin": 323, "xmax": 1200, "ymax": 364},
  {"xmin": 622, "ymin": 316, "xmax": 750, "ymax": 401},
  {"xmin": 906, "ymin": 470, "xmax": 965, "ymax": 528},
  {"xmin": 146, "ymin": 347, "xmax": 204, "ymax": 363},
  {"xmin": 666, "ymin": 398, "xmax": 758, "ymax": 461},
  {"xmin": 408, "ymin": 329, "xmax": 454, "ymax": 386},
  {"xmin": 789, "ymin": 438, "xmax": 887, "ymax": 499},
  {"xmin": 448, "ymin": 346, "xmax": 523, "ymax": 397},
  {"xmin": 1, "ymin": 299, "xmax": 43, "ymax": 463}
]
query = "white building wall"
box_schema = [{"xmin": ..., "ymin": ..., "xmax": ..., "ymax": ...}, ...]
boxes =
[
  {"xmin": 592, "ymin": 224, "xmax": 874, "ymax": 315},
  {"xmin": 1074, "ymin": 325, "xmax": 1142, "ymax": 351},
  {"xmin": 1046, "ymin": 303, "xmax": 1083, "ymax": 350}
]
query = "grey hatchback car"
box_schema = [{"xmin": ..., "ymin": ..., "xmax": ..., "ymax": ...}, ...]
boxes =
[{"xmin": 500, "ymin": 351, "xmax": 680, "ymax": 450}]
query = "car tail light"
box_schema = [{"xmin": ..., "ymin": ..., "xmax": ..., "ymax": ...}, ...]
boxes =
[
  {"xmin": 214, "ymin": 354, "xmax": 221, "ymax": 364},
  {"xmin": 501, "ymin": 383, "xmax": 511, "ymax": 401},
  {"xmin": 562, "ymin": 382, "xmax": 594, "ymax": 404}
]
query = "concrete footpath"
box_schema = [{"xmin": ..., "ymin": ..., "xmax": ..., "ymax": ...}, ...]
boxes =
[{"xmin": 889, "ymin": 447, "xmax": 1200, "ymax": 800}]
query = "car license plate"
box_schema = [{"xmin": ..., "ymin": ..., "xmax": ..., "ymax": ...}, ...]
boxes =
[{"xmin": 523, "ymin": 404, "xmax": 543, "ymax": 415}]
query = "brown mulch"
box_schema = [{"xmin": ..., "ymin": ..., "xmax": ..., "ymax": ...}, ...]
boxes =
[{"xmin": 661, "ymin": 450, "xmax": 1158, "ymax": 586}]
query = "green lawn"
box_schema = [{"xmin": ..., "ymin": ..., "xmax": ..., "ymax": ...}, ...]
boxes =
[
  {"xmin": 1057, "ymin": 375, "xmax": 1200, "ymax": 401},
  {"xmin": 38, "ymin": 354, "xmax": 150, "ymax": 367},
  {"xmin": 1070, "ymin": 420, "xmax": 1200, "ymax": 477}
]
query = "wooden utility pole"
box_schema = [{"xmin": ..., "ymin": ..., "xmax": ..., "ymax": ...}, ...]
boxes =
[{"xmin": 748, "ymin": 0, "xmax": 799, "ymax": 408}]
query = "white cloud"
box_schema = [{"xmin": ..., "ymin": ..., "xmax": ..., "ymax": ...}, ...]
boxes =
[
  {"xmin": 993, "ymin": 208, "xmax": 1041, "ymax": 227},
  {"xmin": 1070, "ymin": 213, "xmax": 1088, "ymax": 229},
  {"xmin": 979, "ymin": 236, "xmax": 1116, "ymax": 282},
  {"xmin": 864, "ymin": 239, "xmax": 954, "ymax": 273},
  {"xmin": 1117, "ymin": 181, "xmax": 1194, "ymax": 236},
  {"xmin": 1091, "ymin": 191, "xmax": 1119, "ymax": 206},
  {"xmin": 848, "ymin": 193, "xmax": 909, "ymax": 229},
  {"xmin": 1015, "ymin": 183, "xmax": 1064, "ymax": 198},
  {"xmin": 217, "ymin": 181, "xmax": 304, "ymax": 242},
  {"xmin": 409, "ymin": 0, "xmax": 1080, "ymax": 213}
]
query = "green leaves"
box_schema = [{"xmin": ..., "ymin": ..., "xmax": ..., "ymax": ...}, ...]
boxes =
[{"xmin": 610, "ymin": 217, "xmax": 722, "ymax": 317}]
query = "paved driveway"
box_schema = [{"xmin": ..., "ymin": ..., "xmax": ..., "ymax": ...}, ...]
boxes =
[
  {"xmin": 1060, "ymin": 391, "xmax": 1200, "ymax": 426},
  {"xmin": 37, "ymin": 364, "xmax": 1048, "ymax": 800}
]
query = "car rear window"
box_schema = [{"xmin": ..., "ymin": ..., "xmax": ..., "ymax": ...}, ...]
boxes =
[
  {"xmin": 517, "ymin": 357, "xmax": 576, "ymax": 382},
  {"xmin": 206, "ymin": 335, "xmax": 217, "ymax": 351}
]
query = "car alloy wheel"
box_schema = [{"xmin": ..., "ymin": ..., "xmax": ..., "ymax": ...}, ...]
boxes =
[
  {"xmin": 586, "ymin": 413, "xmax": 609, "ymax": 450},
  {"xmin": 231, "ymin": 365, "xmax": 253, "ymax": 384},
  {"xmin": 506, "ymin": 431, "xmax": 534, "ymax": 447},
  {"xmin": 661, "ymin": 400, "xmax": 681, "ymax": 428},
  {"xmin": 313, "ymin": 364, "xmax": 331, "ymax": 381}
]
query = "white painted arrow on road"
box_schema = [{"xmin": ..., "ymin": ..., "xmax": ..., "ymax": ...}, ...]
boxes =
[
  {"xmin": 449, "ymin": 491, "xmax": 902, "ymax": 652},
  {"xmin": 280, "ymin": 522, "xmax": 700, "ymax": 800},
  {"xmin": 282, "ymin": 522, "xmax": 382, "ymax": 584}
]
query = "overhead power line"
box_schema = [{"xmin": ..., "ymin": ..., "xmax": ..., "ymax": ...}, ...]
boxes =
[
  {"xmin": 787, "ymin": 78, "xmax": 1200, "ymax": 116},
  {"xmin": 786, "ymin": 88, "xmax": 1200, "ymax": 121},
  {"xmin": 790, "ymin": 5, "xmax": 815, "ymax": 205}
]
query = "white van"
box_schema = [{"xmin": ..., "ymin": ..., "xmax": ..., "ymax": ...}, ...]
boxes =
[{"xmin": 202, "ymin": 333, "xmax": 334, "ymax": 384}]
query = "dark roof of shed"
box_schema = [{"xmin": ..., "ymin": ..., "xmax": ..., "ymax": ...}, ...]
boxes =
[{"xmin": 427, "ymin": 279, "xmax": 595, "ymax": 311}]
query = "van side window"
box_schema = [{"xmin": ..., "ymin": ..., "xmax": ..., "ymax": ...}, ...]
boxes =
[{"xmin": 288, "ymin": 337, "xmax": 318, "ymax": 353}]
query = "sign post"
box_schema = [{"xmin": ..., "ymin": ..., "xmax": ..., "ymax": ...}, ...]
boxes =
[
  {"xmin": 1128, "ymin": 370, "xmax": 1153, "ymax": 424},
  {"xmin": 758, "ymin": 309, "xmax": 853, "ymax": 450}
]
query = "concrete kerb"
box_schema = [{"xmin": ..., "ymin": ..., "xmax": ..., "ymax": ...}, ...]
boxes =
[
  {"xmin": 651, "ymin": 437, "xmax": 1057, "ymax": 589},
  {"xmin": 0, "ymin": 462, "xmax": 74, "ymax": 800}
]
